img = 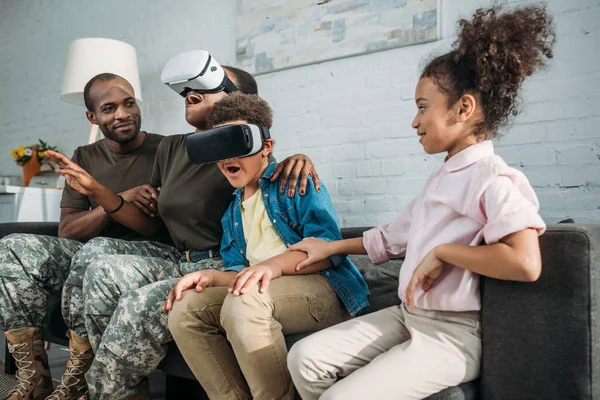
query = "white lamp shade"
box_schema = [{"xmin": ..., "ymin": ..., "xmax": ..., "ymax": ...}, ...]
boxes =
[{"xmin": 60, "ymin": 38, "xmax": 142, "ymax": 106}]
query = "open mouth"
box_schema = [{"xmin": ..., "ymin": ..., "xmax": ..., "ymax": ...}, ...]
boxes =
[
  {"xmin": 220, "ymin": 162, "xmax": 242, "ymax": 178},
  {"xmin": 186, "ymin": 93, "xmax": 202, "ymax": 106},
  {"xmin": 226, "ymin": 165, "xmax": 241, "ymax": 174}
]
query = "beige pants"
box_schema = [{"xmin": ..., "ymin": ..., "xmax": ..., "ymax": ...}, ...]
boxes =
[
  {"xmin": 168, "ymin": 274, "xmax": 350, "ymax": 400},
  {"xmin": 288, "ymin": 303, "xmax": 481, "ymax": 400}
]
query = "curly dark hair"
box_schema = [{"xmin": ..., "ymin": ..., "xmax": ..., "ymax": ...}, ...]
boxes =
[
  {"xmin": 207, "ymin": 92, "xmax": 273, "ymax": 128},
  {"xmin": 422, "ymin": 6, "xmax": 555, "ymax": 138}
]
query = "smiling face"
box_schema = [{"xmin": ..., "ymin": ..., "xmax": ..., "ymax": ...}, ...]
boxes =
[
  {"xmin": 411, "ymin": 77, "xmax": 479, "ymax": 157},
  {"xmin": 85, "ymin": 78, "xmax": 142, "ymax": 145},
  {"xmin": 215, "ymin": 119, "xmax": 273, "ymax": 193}
]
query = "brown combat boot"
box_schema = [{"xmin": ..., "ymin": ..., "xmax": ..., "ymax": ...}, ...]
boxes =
[
  {"xmin": 45, "ymin": 330, "xmax": 93, "ymax": 400},
  {"xmin": 4, "ymin": 327, "xmax": 53, "ymax": 400}
]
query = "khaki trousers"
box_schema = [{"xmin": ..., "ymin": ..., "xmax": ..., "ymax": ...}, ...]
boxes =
[
  {"xmin": 168, "ymin": 274, "xmax": 350, "ymax": 400},
  {"xmin": 288, "ymin": 303, "xmax": 482, "ymax": 400}
]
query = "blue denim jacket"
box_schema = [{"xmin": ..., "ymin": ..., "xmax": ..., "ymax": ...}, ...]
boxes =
[{"xmin": 220, "ymin": 162, "xmax": 369, "ymax": 316}]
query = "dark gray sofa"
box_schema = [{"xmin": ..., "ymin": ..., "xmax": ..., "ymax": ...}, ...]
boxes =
[{"xmin": 1, "ymin": 222, "xmax": 598, "ymax": 399}]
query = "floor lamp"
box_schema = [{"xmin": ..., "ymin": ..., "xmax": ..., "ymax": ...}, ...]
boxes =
[{"xmin": 60, "ymin": 38, "xmax": 143, "ymax": 144}]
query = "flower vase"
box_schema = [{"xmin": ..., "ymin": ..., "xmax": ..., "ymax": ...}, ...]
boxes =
[{"xmin": 22, "ymin": 154, "xmax": 41, "ymax": 187}]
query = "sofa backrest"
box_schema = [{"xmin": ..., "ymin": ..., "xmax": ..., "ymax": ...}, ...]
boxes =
[{"xmin": 481, "ymin": 224, "xmax": 600, "ymax": 399}]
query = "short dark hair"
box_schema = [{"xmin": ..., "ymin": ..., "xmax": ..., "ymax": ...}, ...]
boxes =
[
  {"xmin": 83, "ymin": 73, "xmax": 127, "ymax": 111},
  {"xmin": 207, "ymin": 92, "xmax": 272, "ymax": 128},
  {"xmin": 223, "ymin": 66, "xmax": 258, "ymax": 95}
]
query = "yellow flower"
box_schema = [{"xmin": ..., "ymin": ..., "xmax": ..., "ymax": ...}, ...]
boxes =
[
  {"xmin": 10, "ymin": 149, "xmax": 19, "ymax": 158},
  {"xmin": 17, "ymin": 146, "xmax": 25, "ymax": 157},
  {"xmin": 37, "ymin": 151, "xmax": 45, "ymax": 160}
]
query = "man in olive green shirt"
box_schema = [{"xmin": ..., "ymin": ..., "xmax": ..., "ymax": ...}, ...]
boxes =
[{"xmin": 0, "ymin": 73, "xmax": 171, "ymax": 400}]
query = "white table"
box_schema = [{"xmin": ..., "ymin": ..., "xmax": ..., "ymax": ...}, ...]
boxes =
[{"xmin": 0, "ymin": 185, "xmax": 63, "ymax": 223}]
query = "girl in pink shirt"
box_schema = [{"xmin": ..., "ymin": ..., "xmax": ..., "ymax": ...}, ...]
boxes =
[{"xmin": 287, "ymin": 5, "xmax": 555, "ymax": 399}]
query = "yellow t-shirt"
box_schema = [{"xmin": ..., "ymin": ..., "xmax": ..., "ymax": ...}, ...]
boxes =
[{"xmin": 241, "ymin": 188, "xmax": 288, "ymax": 266}]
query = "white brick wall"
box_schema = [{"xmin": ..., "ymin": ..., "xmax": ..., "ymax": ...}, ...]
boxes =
[{"xmin": 0, "ymin": 0, "xmax": 598, "ymax": 226}]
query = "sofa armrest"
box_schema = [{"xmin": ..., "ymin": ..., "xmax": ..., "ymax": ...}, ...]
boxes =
[
  {"xmin": 0, "ymin": 222, "xmax": 59, "ymax": 240},
  {"xmin": 480, "ymin": 224, "xmax": 600, "ymax": 400}
]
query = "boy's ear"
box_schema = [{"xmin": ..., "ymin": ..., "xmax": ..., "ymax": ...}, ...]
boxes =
[
  {"xmin": 86, "ymin": 111, "xmax": 98, "ymax": 125},
  {"xmin": 261, "ymin": 138, "xmax": 274, "ymax": 157},
  {"xmin": 456, "ymin": 93, "xmax": 477, "ymax": 123}
]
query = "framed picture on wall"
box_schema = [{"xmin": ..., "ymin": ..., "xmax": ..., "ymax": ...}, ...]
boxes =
[{"xmin": 235, "ymin": 0, "xmax": 441, "ymax": 75}]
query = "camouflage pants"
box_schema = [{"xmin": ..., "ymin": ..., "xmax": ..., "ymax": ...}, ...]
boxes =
[
  {"xmin": 0, "ymin": 234, "xmax": 82, "ymax": 332},
  {"xmin": 0, "ymin": 234, "xmax": 174, "ymax": 339},
  {"xmin": 82, "ymin": 239, "xmax": 223, "ymax": 400},
  {"xmin": 68, "ymin": 237, "xmax": 179, "ymax": 341}
]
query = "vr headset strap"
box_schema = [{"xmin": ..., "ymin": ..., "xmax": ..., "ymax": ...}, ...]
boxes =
[
  {"xmin": 222, "ymin": 76, "xmax": 239, "ymax": 93},
  {"xmin": 259, "ymin": 126, "xmax": 271, "ymax": 140}
]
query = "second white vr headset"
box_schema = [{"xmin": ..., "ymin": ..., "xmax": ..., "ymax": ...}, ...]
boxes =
[
  {"xmin": 161, "ymin": 50, "xmax": 238, "ymax": 96},
  {"xmin": 186, "ymin": 124, "xmax": 271, "ymax": 164}
]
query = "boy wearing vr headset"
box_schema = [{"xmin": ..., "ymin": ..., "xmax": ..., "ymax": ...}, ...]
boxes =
[
  {"xmin": 164, "ymin": 92, "xmax": 369, "ymax": 400},
  {"xmin": 49, "ymin": 52, "xmax": 322, "ymax": 400}
]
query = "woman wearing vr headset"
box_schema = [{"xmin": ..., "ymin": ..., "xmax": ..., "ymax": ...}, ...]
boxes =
[{"xmin": 46, "ymin": 52, "xmax": 323, "ymax": 400}]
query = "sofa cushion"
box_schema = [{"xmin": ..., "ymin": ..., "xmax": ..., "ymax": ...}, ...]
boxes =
[{"xmin": 349, "ymin": 254, "xmax": 402, "ymax": 314}]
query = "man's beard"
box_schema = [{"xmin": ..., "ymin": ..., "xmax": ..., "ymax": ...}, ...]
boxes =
[{"xmin": 101, "ymin": 121, "xmax": 141, "ymax": 144}]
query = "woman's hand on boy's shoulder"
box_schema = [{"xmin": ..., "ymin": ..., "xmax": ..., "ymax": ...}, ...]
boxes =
[
  {"xmin": 271, "ymin": 154, "xmax": 320, "ymax": 197},
  {"xmin": 162, "ymin": 270, "xmax": 215, "ymax": 312},
  {"xmin": 228, "ymin": 262, "xmax": 283, "ymax": 296}
]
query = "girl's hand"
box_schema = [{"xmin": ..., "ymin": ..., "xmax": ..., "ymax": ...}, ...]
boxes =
[
  {"xmin": 406, "ymin": 247, "xmax": 444, "ymax": 309},
  {"xmin": 228, "ymin": 262, "xmax": 283, "ymax": 296},
  {"xmin": 45, "ymin": 150, "xmax": 98, "ymax": 196},
  {"xmin": 163, "ymin": 270, "xmax": 214, "ymax": 311},
  {"xmin": 288, "ymin": 237, "xmax": 332, "ymax": 271}
]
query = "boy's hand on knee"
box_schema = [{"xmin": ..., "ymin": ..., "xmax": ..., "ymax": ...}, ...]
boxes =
[
  {"xmin": 228, "ymin": 263, "xmax": 282, "ymax": 296},
  {"xmin": 163, "ymin": 270, "xmax": 215, "ymax": 311}
]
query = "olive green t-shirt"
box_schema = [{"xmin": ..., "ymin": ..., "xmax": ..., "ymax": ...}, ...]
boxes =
[
  {"xmin": 149, "ymin": 133, "xmax": 235, "ymax": 252},
  {"xmin": 60, "ymin": 132, "xmax": 171, "ymax": 243}
]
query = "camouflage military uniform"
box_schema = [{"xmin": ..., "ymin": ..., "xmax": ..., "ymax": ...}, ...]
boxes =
[
  {"xmin": 0, "ymin": 233, "xmax": 177, "ymax": 341},
  {"xmin": 0, "ymin": 233, "xmax": 82, "ymax": 333},
  {"xmin": 64, "ymin": 236, "xmax": 179, "ymax": 343},
  {"xmin": 82, "ymin": 242, "xmax": 223, "ymax": 400}
]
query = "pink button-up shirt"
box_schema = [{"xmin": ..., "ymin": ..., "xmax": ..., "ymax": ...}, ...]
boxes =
[{"xmin": 363, "ymin": 141, "xmax": 546, "ymax": 311}]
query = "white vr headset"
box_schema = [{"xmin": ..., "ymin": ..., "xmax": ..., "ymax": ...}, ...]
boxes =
[
  {"xmin": 186, "ymin": 124, "xmax": 271, "ymax": 164},
  {"xmin": 161, "ymin": 50, "xmax": 238, "ymax": 97}
]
